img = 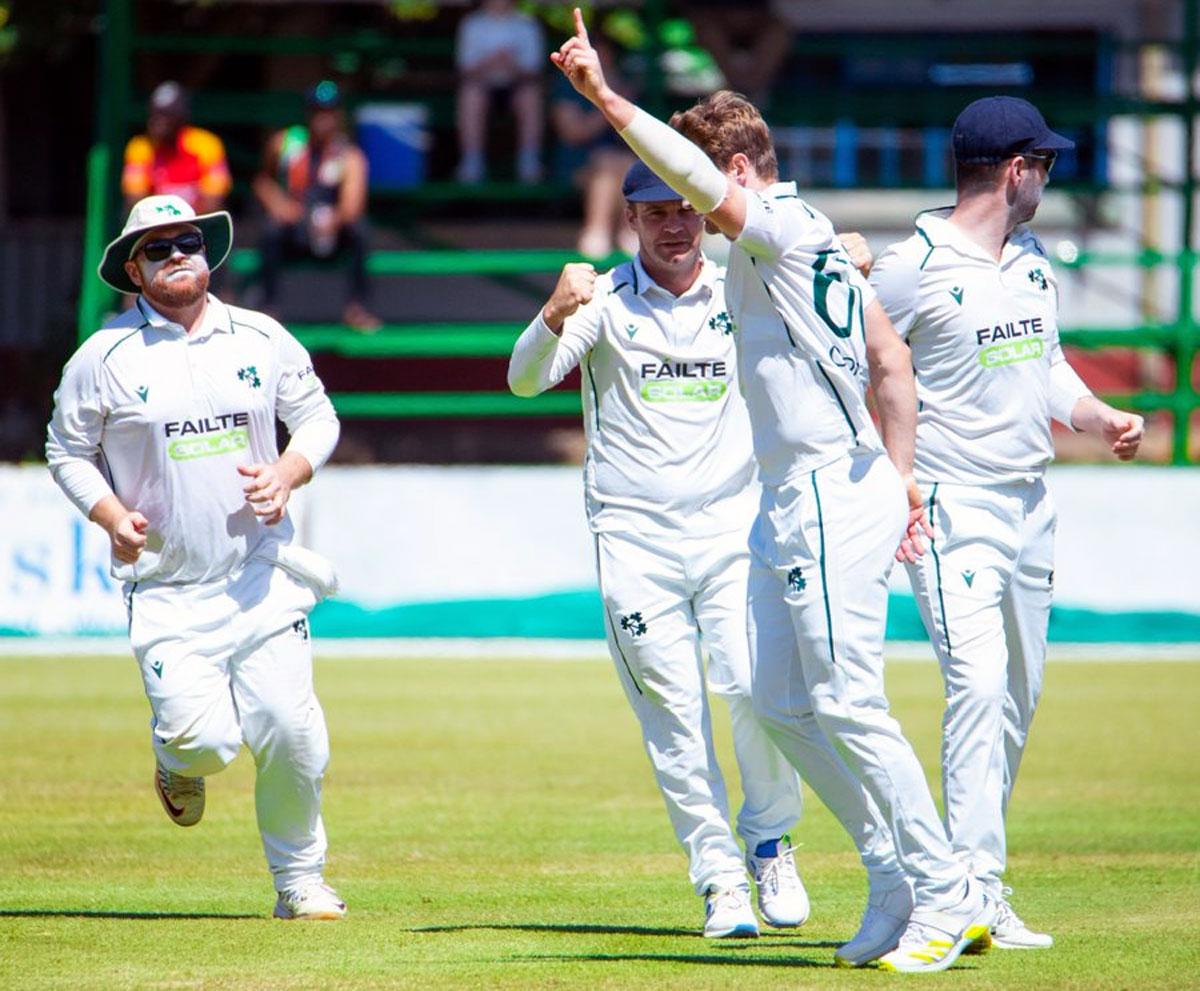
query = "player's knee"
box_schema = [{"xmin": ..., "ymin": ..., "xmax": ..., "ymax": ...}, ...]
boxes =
[
  {"xmin": 157, "ymin": 726, "xmax": 240, "ymax": 776},
  {"xmin": 247, "ymin": 703, "xmax": 330, "ymax": 775}
]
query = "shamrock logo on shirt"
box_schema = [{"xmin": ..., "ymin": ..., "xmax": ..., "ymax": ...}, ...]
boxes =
[
  {"xmin": 237, "ymin": 366, "xmax": 262, "ymax": 389},
  {"xmin": 620, "ymin": 612, "xmax": 648, "ymax": 638},
  {"xmin": 1027, "ymin": 268, "xmax": 1049, "ymax": 291},
  {"xmin": 709, "ymin": 311, "xmax": 737, "ymax": 335},
  {"xmin": 787, "ymin": 567, "xmax": 807, "ymax": 592}
]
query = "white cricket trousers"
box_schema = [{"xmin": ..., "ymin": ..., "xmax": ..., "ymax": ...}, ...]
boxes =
[
  {"xmin": 907, "ymin": 477, "xmax": 1055, "ymax": 898},
  {"xmin": 595, "ymin": 526, "xmax": 803, "ymax": 895},
  {"xmin": 747, "ymin": 450, "xmax": 967, "ymax": 912},
  {"xmin": 126, "ymin": 557, "xmax": 330, "ymax": 893}
]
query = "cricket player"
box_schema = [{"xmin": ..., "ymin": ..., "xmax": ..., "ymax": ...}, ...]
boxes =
[
  {"xmin": 46, "ymin": 195, "xmax": 346, "ymax": 921},
  {"xmin": 551, "ymin": 9, "xmax": 995, "ymax": 973},
  {"xmin": 508, "ymin": 160, "xmax": 808, "ymax": 938},
  {"xmin": 868, "ymin": 96, "xmax": 1144, "ymax": 948}
]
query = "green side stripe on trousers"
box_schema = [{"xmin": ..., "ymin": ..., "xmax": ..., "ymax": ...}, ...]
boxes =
[
  {"xmin": 811, "ymin": 470, "xmax": 837, "ymax": 666},
  {"xmin": 928, "ymin": 482, "xmax": 954, "ymax": 655}
]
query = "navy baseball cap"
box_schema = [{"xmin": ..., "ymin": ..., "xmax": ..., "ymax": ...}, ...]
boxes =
[
  {"xmin": 622, "ymin": 160, "xmax": 683, "ymax": 202},
  {"xmin": 952, "ymin": 96, "xmax": 1074, "ymax": 165}
]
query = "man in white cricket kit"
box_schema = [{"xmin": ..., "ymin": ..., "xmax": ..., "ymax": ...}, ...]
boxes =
[
  {"xmin": 46, "ymin": 195, "xmax": 346, "ymax": 921},
  {"xmin": 508, "ymin": 160, "xmax": 808, "ymax": 938},
  {"xmin": 551, "ymin": 9, "xmax": 996, "ymax": 973},
  {"xmin": 868, "ymin": 97, "xmax": 1144, "ymax": 949}
]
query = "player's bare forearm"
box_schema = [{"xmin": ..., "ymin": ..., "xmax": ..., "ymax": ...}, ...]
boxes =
[{"xmin": 865, "ymin": 302, "xmax": 917, "ymax": 478}]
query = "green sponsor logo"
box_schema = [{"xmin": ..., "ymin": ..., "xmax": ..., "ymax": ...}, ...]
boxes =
[
  {"xmin": 962, "ymin": 570, "xmax": 976, "ymax": 588},
  {"xmin": 168, "ymin": 426, "xmax": 249, "ymax": 461},
  {"xmin": 979, "ymin": 337, "xmax": 1044, "ymax": 369},
  {"xmin": 949, "ymin": 286, "xmax": 964, "ymax": 305},
  {"xmin": 136, "ymin": 386, "xmax": 149, "ymax": 402},
  {"xmin": 640, "ymin": 380, "xmax": 727, "ymax": 403}
]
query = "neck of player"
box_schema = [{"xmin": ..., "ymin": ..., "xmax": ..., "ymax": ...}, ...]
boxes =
[{"xmin": 947, "ymin": 191, "xmax": 1022, "ymax": 262}]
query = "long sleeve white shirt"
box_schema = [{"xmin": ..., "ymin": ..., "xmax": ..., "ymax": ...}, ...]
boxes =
[
  {"xmin": 870, "ymin": 209, "xmax": 1091, "ymax": 485},
  {"xmin": 508, "ymin": 254, "xmax": 757, "ymax": 538},
  {"xmin": 46, "ymin": 295, "xmax": 339, "ymax": 585}
]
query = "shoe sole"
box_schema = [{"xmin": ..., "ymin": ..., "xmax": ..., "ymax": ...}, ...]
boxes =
[
  {"xmin": 760, "ymin": 914, "xmax": 809, "ymax": 929},
  {"xmin": 704, "ymin": 924, "xmax": 760, "ymax": 939},
  {"xmin": 991, "ymin": 937, "xmax": 1053, "ymax": 950},
  {"xmin": 878, "ymin": 922, "xmax": 990, "ymax": 973},
  {"xmin": 153, "ymin": 772, "xmax": 203, "ymax": 827},
  {"xmin": 961, "ymin": 929, "xmax": 994, "ymax": 955}
]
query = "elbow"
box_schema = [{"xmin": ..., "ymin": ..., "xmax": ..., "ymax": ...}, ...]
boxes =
[{"xmin": 507, "ymin": 366, "xmax": 538, "ymax": 398}]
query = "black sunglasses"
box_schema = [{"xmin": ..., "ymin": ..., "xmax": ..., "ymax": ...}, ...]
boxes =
[
  {"xmin": 1021, "ymin": 150, "xmax": 1057, "ymax": 174},
  {"xmin": 138, "ymin": 232, "xmax": 206, "ymax": 262}
]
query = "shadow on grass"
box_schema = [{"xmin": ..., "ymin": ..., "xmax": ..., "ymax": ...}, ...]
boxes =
[
  {"xmin": 519, "ymin": 952, "xmax": 836, "ymax": 969},
  {"xmin": 411, "ymin": 922, "xmax": 841, "ymax": 952},
  {"xmin": 0, "ymin": 909, "xmax": 260, "ymax": 920}
]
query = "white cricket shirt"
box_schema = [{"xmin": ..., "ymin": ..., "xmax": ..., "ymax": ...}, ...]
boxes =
[
  {"xmin": 870, "ymin": 209, "xmax": 1090, "ymax": 485},
  {"xmin": 46, "ymin": 295, "xmax": 339, "ymax": 585},
  {"xmin": 508, "ymin": 254, "xmax": 757, "ymax": 538},
  {"xmin": 724, "ymin": 181, "xmax": 882, "ymax": 487}
]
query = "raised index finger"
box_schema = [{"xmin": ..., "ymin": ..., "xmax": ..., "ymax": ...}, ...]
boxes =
[{"xmin": 573, "ymin": 6, "xmax": 589, "ymax": 42}]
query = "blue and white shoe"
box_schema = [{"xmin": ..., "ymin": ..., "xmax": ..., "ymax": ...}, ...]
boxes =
[
  {"xmin": 747, "ymin": 836, "xmax": 810, "ymax": 928},
  {"xmin": 704, "ymin": 885, "xmax": 760, "ymax": 938}
]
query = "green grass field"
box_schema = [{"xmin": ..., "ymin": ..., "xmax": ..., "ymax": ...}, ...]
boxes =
[{"xmin": 1, "ymin": 654, "xmax": 1197, "ymax": 990}]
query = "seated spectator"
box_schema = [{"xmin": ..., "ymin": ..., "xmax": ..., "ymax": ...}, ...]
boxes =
[
  {"xmin": 252, "ymin": 81, "xmax": 381, "ymax": 332},
  {"xmin": 455, "ymin": 0, "xmax": 544, "ymax": 184},
  {"xmin": 551, "ymin": 31, "xmax": 637, "ymax": 258},
  {"xmin": 121, "ymin": 81, "xmax": 231, "ymax": 213},
  {"xmin": 686, "ymin": 1, "xmax": 792, "ymax": 107}
]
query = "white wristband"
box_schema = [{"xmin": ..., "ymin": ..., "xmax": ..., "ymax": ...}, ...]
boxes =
[{"xmin": 618, "ymin": 109, "xmax": 729, "ymax": 214}]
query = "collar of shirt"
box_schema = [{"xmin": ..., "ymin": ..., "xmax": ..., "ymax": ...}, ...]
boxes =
[
  {"xmin": 630, "ymin": 251, "xmax": 717, "ymax": 304},
  {"xmin": 916, "ymin": 207, "xmax": 1035, "ymax": 267},
  {"xmin": 763, "ymin": 180, "xmax": 799, "ymax": 200},
  {"xmin": 136, "ymin": 293, "xmax": 233, "ymax": 341}
]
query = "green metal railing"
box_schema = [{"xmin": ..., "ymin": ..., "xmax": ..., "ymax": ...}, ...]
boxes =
[{"xmin": 79, "ymin": 0, "xmax": 1200, "ymax": 461}]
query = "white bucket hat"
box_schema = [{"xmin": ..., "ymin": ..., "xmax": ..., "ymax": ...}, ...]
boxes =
[{"xmin": 98, "ymin": 194, "xmax": 232, "ymax": 294}]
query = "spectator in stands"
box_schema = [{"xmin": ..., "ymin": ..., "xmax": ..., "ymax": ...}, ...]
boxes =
[
  {"xmin": 253, "ymin": 81, "xmax": 381, "ymax": 332},
  {"xmin": 122, "ymin": 81, "xmax": 232, "ymax": 214},
  {"xmin": 455, "ymin": 0, "xmax": 545, "ymax": 184},
  {"xmin": 551, "ymin": 31, "xmax": 637, "ymax": 259},
  {"xmin": 685, "ymin": 1, "xmax": 792, "ymax": 107}
]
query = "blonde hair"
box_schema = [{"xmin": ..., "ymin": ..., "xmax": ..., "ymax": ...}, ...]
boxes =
[{"xmin": 669, "ymin": 90, "xmax": 778, "ymax": 181}]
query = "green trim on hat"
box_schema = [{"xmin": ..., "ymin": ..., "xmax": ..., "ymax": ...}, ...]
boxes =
[{"xmin": 98, "ymin": 210, "xmax": 233, "ymax": 294}]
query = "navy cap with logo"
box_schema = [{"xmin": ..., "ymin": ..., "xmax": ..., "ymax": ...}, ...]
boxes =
[
  {"xmin": 952, "ymin": 96, "xmax": 1075, "ymax": 165},
  {"xmin": 622, "ymin": 160, "xmax": 683, "ymax": 203}
]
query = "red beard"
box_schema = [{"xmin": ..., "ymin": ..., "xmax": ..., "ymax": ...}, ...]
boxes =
[{"xmin": 145, "ymin": 264, "xmax": 210, "ymax": 308}]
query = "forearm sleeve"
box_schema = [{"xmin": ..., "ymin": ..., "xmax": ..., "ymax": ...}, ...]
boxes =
[
  {"xmin": 284, "ymin": 414, "xmax": 340, "ymax": 473},
  {"xmin": 48, "ymin": 458, "xmax": 113, "ymax": 520},
  {"xmin": 618, "ymin": 109, "xmax": 729, "ymax": 214},
  {"xmin": 1048, "ymin": 354, "xmax": 1093, "ymax": 430}
]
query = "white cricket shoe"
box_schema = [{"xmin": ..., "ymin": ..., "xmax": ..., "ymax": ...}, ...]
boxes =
[
  {"xmin": 746, "ymin": 836, "xmax": 810, "ymax": 928},
  {"xmin": 877, "ymin": 880, "xmax": 995, "ymax": 973},
  {"xmin": 273, "ymin": 880, "xmax": 347, "ymax": 920},
  {"xmin": 834, "ymin": 875, "xmax": 914, "ymax": 967},
  {"xmin": 703, "ymin": 885, "xmax": 760, "ymax": 938},
  {"xmin": 154, "ymin": 762, "xmax": 205, "ymax": 827},
  {"xmin": 990, "ymin": 888, "xmax": 1053, "ymax": 949}
]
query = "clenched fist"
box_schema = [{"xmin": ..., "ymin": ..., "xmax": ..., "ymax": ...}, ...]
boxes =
[{"xmin": 543, "ymin": 262, "xmax": 597, "ymax": 332}]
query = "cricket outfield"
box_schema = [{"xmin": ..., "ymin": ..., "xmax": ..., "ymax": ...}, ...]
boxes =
[{"xmin": 1, "ymin": 655, "xmax": 1196, "ymax": 990}]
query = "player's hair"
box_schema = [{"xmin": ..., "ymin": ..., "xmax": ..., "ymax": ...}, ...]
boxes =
[
  {"xmin": 955, "ymin": 159, "xmax": 1009, "ymax": 195},
  {"xmin": 669, "ymin": 90, "xmax": 779, "ymax": 181}
]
